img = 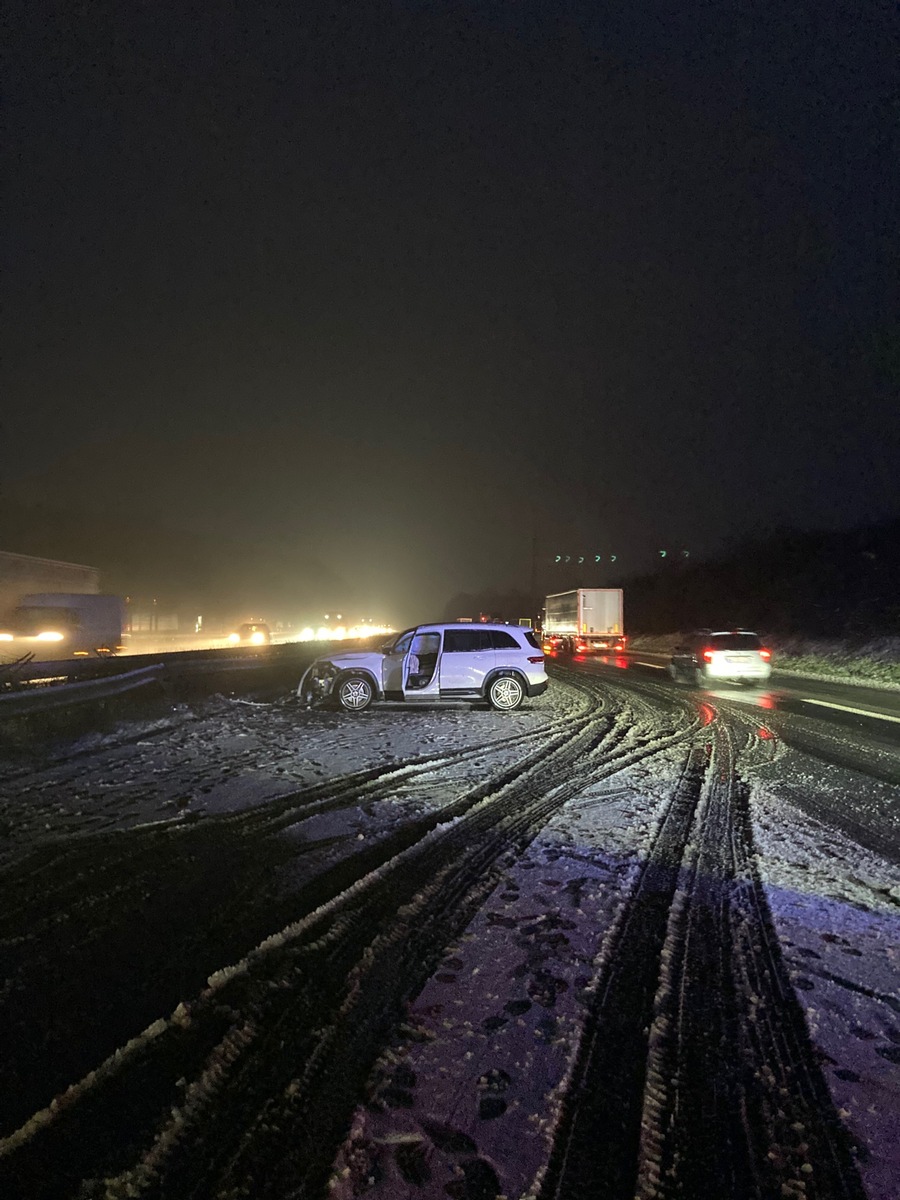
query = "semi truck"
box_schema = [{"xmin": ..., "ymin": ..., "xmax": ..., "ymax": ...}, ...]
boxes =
[
  {"xmin": 0, "ymin": 551, "xmax": 123, "ymax": 660},
  {"xmin": 0, "ymin": 550, "xmax": 99, "ymax": 613},
  {"xmin": 543, "ymin": 588, "xmax": 625, "ymax": 653},
  {"xmin": 0, "ymin": 594, "xmax": 125, "ymax": 660}
]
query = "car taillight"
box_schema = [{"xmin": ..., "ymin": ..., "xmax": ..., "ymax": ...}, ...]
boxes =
[
  {"xmin": 760, "ymin": 648, "xmax": 771, "ymax": 660},
  {"xmin": 527, "ymin": 655, "xmax": 544, "ymax": 663},
  {"xmin": 703, "ymin": 649, "xmax": 714, "ymax": 662}
]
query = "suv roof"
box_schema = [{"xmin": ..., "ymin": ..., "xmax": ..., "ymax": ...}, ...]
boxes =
[
  {"xmin": 688, "ymin": 630, "xmax": 763, "ymax": 649},
  {"xmin": 403, "ymin": 623, "xmax": 541, "ymax": 646},
  {"xmin": 408, "ymin": 622, "xmax": 529, "ymax": 631}
]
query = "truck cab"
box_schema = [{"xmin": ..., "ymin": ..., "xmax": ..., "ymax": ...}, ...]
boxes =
[{"xmin": 0, "ymin": 594, "xmax": 124, "ymax": 660}]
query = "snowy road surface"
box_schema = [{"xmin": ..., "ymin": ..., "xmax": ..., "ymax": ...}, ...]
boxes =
[{"xmin": 0, "ymin": 660, "xmax": 897, "ymax": 1199}]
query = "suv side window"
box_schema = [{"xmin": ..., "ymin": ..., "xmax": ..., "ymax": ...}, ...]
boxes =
[
  {"xmin": 444, "ymin": 629, "xmax": 491, "ymax": 653},
  {"xmin": 490, "ymin": 630, "xmax": 520, "ymax": 649}
]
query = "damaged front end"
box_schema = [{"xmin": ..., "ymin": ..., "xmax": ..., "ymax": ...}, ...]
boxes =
[{"xmin": 296, "ymin": 659, "xmax": 338, "ymax": 707}]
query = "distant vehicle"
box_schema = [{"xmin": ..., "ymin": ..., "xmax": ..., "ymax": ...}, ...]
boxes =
[
  {"xmin": 543, "ymin": 589, "xmax": 626, "ymax": 653},
  {"xmin": 541, "ymin": 634, "xmax": 567, "ymax": 654},
  {"xmin": 298, "ymin": 622, "xmax": 548, "ymax": 712},
  {"xmin": 228, "ymin": 621, "xmax": 271, "ymax": 646},
  {"xmin": 0, "ymin": 593, "xmax": 124, "ymax": 660},
  {"xmin": 668, "ymin": 630, "xmax": 772, "ymax": 686}
]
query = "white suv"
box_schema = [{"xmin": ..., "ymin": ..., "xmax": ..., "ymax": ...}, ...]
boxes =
[
  {"xmin": 298, "ymin": 624, "xmax": 549, "ymax": 712},
  {"xmin": 668, "ymin": 630, "xmax": 772, "ymax": 686}
]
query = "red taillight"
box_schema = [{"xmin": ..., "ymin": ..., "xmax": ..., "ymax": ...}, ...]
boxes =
[
  {"xmin": 760, "ymin": 648, "xmax": 771, "ymax": 660},
  {"xmin": 527, "ymin": 655, "xmax": 544, "ymax": 663},
  {"xmin": 703, "ymin": 649, "xmax": 714, "ymax": 662}
]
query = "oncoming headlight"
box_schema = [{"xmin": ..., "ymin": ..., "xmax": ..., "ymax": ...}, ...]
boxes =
[
  {"xmin": 250, "ymin": 631, "xmax": 266, "ymax": 645},
  {"xmin": 228, "ymin": 632, "xmax": 240, "ymax": 643},
  {"xmin": 37, "ymin": 631, "xmax": 66, "ymax": 642}
]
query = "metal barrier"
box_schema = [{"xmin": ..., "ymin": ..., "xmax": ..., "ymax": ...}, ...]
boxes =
[{"xmin": 0, "ymin": 664, "xmax": 167, "ymax": 717}]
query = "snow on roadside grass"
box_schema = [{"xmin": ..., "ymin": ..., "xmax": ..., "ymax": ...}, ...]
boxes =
[
  {"xmin": 749, "ymin": 780, "xmax": 900, "ymax": 1198},
  {"xmin": 771, "ymin": 635, "xmax": 900, "ymax": 688},
  {"xmin": 328, "ymin": 747, "xmax": 685, "ymax": 1200}
]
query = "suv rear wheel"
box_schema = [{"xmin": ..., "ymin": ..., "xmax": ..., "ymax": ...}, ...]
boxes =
[
  {"xmin": 487, "ymin": 674, "xmax": 525, "ymax": 711},
  {"xmin": 336, "ymin": 674, "xmax": 376, "ymax": 711}
]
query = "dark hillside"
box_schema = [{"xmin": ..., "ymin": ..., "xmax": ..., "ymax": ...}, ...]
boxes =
[{"xmin": 621, "ymin": 520, "xmax": 900, "ymax": 638}]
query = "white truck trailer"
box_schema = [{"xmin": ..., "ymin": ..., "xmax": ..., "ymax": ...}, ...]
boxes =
[
  {"xmin": 1, "ymin": 594, "xmax": 125, "ymax": 659},
  {"xmin": 543, "ymin": 588, "xmax": 625, "ymax": 653},
  {"xmin": 0, "ymin": 551, "xmax": 123, "ymax": 659}
]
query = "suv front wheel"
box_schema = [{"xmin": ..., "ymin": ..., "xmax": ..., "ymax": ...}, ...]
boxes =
[
  {"xmin": 336, "ymin": 674, "xmax": 376, "ymax": 711},
  {"xmin": 487, "ymin": 674, "xmax": 525, "ymax": 711}
]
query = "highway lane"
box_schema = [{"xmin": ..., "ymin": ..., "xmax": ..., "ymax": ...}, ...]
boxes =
[
  {"xmin": 564, "ymin": 650, "xmax": 900, "ymax": 862},
  {"xmin": 1, "ymin": 657, "xmax": 895, "ymax": 1198},
  {"xmin": 622, "ymin": 649, "xmax": 900, "ymax": 723}
]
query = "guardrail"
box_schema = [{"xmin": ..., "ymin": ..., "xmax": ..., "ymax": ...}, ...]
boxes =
[
  {"xmin": 0, "ymin": 639, "xmax": 369, "ymax": 722},
  {"xmin": 0, "ymin": 664, "xmax": 167, "ymax": 718}
]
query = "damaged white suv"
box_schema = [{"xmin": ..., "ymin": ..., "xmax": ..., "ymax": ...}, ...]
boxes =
[{"xmin": 298, "ymin": 623, "xmax": 548, "ymax": 712}]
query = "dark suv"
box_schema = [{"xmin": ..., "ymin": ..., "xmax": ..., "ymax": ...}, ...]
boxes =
[{"xmin": 668, "ymin": 630, "xmax": 772, "ymax": 686}]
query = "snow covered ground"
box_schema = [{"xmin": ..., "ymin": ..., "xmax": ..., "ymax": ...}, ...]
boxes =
[
  {"xmin": 328, "ymin": 745, "xmax": 688, "ymax": 1200},
  {"xmin": 749, "ymin": 776, "xmax": 900, "ymax": 1198},
  {"xmin": 0, "ymin": 673, "xmax": 897, "ymax": 1198},
  {"xmin": 326, "ymin": 734, "xmax": 900, "ymax": 1200},
  {"xmin": 0, "ymin": 690, "xmax": 574, "ymax": 869}
]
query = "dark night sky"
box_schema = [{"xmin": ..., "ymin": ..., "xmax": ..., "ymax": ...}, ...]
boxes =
[{"xmin": 3, "ymin": 0, "xmax": 898, "ymax": 626}]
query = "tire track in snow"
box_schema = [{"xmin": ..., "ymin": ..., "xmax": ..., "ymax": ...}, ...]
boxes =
[
  {"xmin": 0, "ymin": 681, "xmax": 597, "ymax": 945},
  {"xmin": 539, "ymin": 700, "xmax": 866, "ymax": 1200},
  {"xmin": 0, "ymin": 680, "xmax": 602, "ymax": 1137},
  {"xmin": 0, "ymin": 678, "xmax": 698, "ymax": 1198}
]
